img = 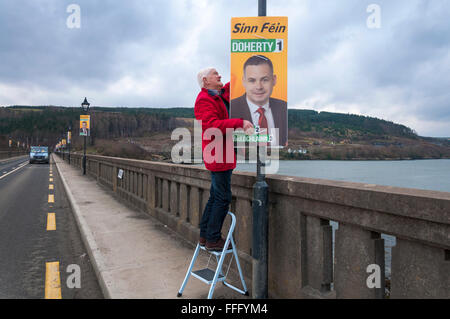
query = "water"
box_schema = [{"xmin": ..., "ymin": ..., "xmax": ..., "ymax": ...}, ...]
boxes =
[
  {"xmin": 235, "ymin": 159, "xmax": 450, "ymax": 193},
  {"xmin": 235, "ymin": 159, "xmax": 450, "ymax": 279}
]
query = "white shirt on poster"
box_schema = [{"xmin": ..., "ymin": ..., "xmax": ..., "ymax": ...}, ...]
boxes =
[{"xmin": 246, "ymin": 97, "xmax": 278, "ymax": 146}]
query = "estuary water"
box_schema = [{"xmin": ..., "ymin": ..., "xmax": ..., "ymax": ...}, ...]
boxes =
[
  {"xmin": 235, "ymin": 159, "xmax": 450, "ymax": 193},
  {"xmin": 234, "ymin": 159, "xmax": 450, "ymax": 279}
]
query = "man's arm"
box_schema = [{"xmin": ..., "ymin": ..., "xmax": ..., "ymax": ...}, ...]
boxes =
[
  {"xmin": 195, "ymin": 96, "xmax": 244, "ymax": 134},
  {"xmin": 221, "ymin": 82, "xmax": 230, "ymax": 102}
]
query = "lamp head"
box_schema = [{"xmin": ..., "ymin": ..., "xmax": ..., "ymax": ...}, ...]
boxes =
[{"xmin": 81, "ymin": 97, "xmax": 90, "ymax": 112}]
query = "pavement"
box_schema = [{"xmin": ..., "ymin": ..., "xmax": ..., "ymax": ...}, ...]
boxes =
[{"xmin": 52, "ymin": 154, "xmax": 251, "ymax": 299}]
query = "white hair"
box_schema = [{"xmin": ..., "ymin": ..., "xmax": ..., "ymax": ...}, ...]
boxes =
[{"xmin": 197, "ymin": 67, "xmax": 215, "ymax": 89}]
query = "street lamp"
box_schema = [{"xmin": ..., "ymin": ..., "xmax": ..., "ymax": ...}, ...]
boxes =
[
  {"xmin": 81, "ymin": 97, "xmax": 90, "ymax": 113},
  {"xmin": 68, "ymin": 124, "xmax": 72, "ymax": 165},
  {"xmin": 252, "ymin": 0, "xmax": 269, "ymax": 300},
  {"xmin": 61, "ymin": 131, "xmax": 65, "ymax": 160},
  {"xmin": 81, "ymin": 97, "xmax": 90, "ymax": 175}
]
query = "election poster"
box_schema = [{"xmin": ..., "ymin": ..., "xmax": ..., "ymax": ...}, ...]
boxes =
[
  {"xmin": 230, "ymin": 16, "xmax": 288, "ymax": 148},
  {"xmin": 80, "ymin": 115, "xmax": 90, "ymax": 136}
]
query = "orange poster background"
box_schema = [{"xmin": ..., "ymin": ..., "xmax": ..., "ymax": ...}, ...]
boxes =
[
  {"xmin": 80, "ymin": 115, "xmax": 90, "ymax": 129},
  {"xmin": 230, "ymin": 16, "xmax": 288, "ymax": 102}
]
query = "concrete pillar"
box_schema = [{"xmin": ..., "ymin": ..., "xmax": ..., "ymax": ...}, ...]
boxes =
[
  {"xmin": 302, "ymin": 215, "xmax": 333, "ymax": 293},
  {"xmin": 179, "ymin": 184, "xmax": 189, "ymax": 222},
  {"xmin": 162, "ymin": 179, "xmax": 169, "ymax": 212},
  {"xmin": 113, "ymin": 166, "xmax": 118, "ymax": 192},
  {"xmin": 189, "ymin": 186, "xmax": 200, "ymax": 228},
  {"xmin": 267, "ymin": 197, "xmax": 302, "ymax": 298},
  {"xmin": 137, "ymin": 172, "xmax": 142, "ymax": 199},
  {"xmin": 235, "ymin": 198, "xmax": 252, "ymax": 255},
  {"xmin": 156, "ymin": 178, "xmax": 162, "ymax": 208},
  {"xmin": 170, "ymin": 181, "xmax": 178, "ymax": 215},
  {"xmin": 147, "ymin": 173, "xmax": 156, "ymax": 213},
  {"xmin": 391, "ymin": 238, "xmax": 450, "ymax": 298},
  {"xmin": 334, "ymin": 223, "xmax": 385, "ymax": 298},
  {"xmin": 143, "ymin": 174, "xmax": 148, "ymax": 201}
]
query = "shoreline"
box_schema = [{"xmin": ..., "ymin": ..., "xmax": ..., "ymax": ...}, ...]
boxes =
[{"xmin": 276, "ymin": 156, "xmax": 450, "ymax": 161}]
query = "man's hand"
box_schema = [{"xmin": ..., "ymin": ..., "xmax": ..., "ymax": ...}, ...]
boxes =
[{"xmin": 243, "ymin": 120, "xmax": 254, "ymax": 135}]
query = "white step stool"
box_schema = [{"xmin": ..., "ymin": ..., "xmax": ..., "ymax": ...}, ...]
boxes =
[{"xmin": 177, "ymin": 212, "xmax": 249, "ymax": 299}]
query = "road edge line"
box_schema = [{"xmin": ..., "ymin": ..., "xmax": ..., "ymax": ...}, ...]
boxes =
[{"xmin": 0, "ymin": 161, "xmax": 28, "ymax": 180}]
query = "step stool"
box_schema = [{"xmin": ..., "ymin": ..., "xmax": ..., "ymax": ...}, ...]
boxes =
[{"xmin": 177, "ymin": 212, "xmax": 249, "ymax": 299}]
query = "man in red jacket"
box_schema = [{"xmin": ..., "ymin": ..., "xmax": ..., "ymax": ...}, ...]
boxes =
[{"xmin": 195, "ymin": 67, "xmax": 253, "ymax": 251}]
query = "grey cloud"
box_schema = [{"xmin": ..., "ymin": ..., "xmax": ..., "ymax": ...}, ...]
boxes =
[{"xmin": 0, "ymin": 0, "xmax": 449, "ymax": 136}]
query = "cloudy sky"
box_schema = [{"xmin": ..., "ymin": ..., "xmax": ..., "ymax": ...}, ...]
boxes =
[{"xmin": 0, "ymin": 0, "xmax": 449, "ymax": 137}]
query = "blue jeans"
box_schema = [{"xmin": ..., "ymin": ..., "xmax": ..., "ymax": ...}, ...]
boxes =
[{"xmin": 199, "ymin": 169, "xmax": 233, "ymax": 242}]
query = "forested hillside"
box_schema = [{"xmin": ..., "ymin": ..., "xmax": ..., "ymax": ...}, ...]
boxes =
[
  {"xmin": 0, "ymin": 106, "xmax": 183, "ymax": 147},
  {"xmin": 0, "ymin": 105, "xmax": 421, "ymax": 140},
  {"xmin": 1, "ymin": 105, "xmax": 448, "ymax": 161}
]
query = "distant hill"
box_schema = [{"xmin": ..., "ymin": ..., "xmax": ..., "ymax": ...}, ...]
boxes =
[
  {"xmin": 1, "ymin": 105, "xmax": 449, "ymax": 160},
  {"xmin": 0, "ymin": 105, "xmax": 184, "ymax": 147},
  {"xmin": 287, "ymin": 109, "xmax": 419, "ymax": 141}
]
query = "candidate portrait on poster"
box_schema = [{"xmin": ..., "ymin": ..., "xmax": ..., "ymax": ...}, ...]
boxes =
[
  {"xmin": 230, "ymin": 16, "xmax": 288, "ymax": 147},
  {"xmin": 80, "ymin": 115, "xmax": 90, "ymax": 136},
  {"xmin": 230, "ymin": 54, "xmax": 287, "ymax": 146}
]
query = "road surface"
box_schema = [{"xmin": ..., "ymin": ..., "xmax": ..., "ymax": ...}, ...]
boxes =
[{"xmin": 0, "ymin": 156, "xmax": 103, "ymax": 299}]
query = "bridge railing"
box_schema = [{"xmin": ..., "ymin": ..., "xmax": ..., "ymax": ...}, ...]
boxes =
[
  {"xmin": 0, "ymin": 151, "xmax": 28, "ymax": 160},
  {"xmin": 56, "ymin": 151, "xmax": 450, "ymax": 299}
]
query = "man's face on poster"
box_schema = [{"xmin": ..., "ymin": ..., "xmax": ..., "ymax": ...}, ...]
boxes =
[
  {"xmin": 242, "ymin": 63, "xmax": 277, "ymax": 107},
  {"xmin": 82, "ymin": 121, "xmax": 87, "ymax": 129}
]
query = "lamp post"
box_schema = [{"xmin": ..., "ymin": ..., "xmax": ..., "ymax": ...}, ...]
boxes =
[
  {"xmin": 61, "ymin": 132, "xmax": 65, "ymax": 160},
  {"xmin": 252, "ymin": 0, "xmax": 269, "ymax": 300},
  {"xmin": 81, "ymin": 97, "xmax": 90, "ymax": 175},
  {"xmin": 68, "ymin": 125, "xmax": 72, "ymax": 165}
]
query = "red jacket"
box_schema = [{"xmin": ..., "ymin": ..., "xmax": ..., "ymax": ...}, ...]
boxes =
[{"xmin": 194, "ymin": 82, "xmax": 244, "ymax": 171}]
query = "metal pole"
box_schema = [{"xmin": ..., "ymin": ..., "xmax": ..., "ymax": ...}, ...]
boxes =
[
  {"xmin": 68, "ymin": 130, "xmax": 71, "ymax": 165},
  {"xmin": 83, "ymin": 135, "xmax": 86, "ymax": 175},
  {"xmin": 258, "ymin": 0, "xmax": 267, "ymax": 16},
  {"xmin": 252, "ymin": 0, "xmax": 269, "ymax": 299}
]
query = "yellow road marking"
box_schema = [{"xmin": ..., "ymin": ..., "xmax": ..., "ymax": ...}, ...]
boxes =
[
  {"xmin": 49, "ymin": 185, "xmax": 54, "ymax": 190},
  {"xmin": 48, "ymin": 194, "xmax": 54, "ymax": 203},
  {"xmin": 49, "ymin": 174, "xmax": 53, "ymax": 177},
  {"xmin": 49, "ymin": 178, "xmax": 53, "ymax": 182},
  {"xmin": 47, "ymin": 213, "xmax": 56, "ymax": 231},
  {"xmin": 45, "ymin": 262, "xmax": 62, "ymax": 299}
]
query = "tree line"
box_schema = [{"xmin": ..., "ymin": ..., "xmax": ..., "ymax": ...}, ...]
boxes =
[{"xmin": 1, "ymin": 105, "xmax": 421, "ymax": 148}]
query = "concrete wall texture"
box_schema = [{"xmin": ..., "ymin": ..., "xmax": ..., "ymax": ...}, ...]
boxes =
[
  {"xmin": 0, "ymin": 151, "xmax": 27, "ymax": 160},
  {"xmin": 58, "ymin": 152, "xmax": 450, "ymax": 299}
]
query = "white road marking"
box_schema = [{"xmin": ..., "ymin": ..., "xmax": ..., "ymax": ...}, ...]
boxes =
[{"xmin": 0, "ymin": 162, "xmax": 28, "ymax": 180}]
